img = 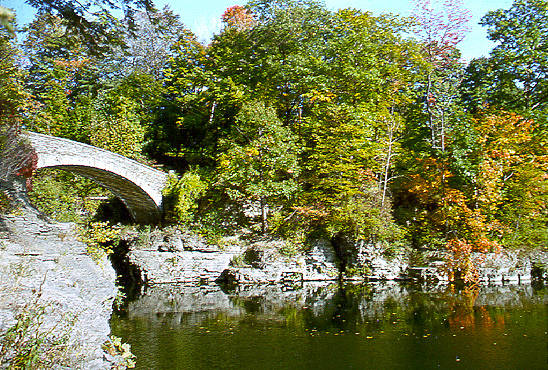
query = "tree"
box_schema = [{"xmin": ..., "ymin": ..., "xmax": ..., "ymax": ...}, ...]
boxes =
[
  {"xmin": 472, "ymin": 111, "xmax": 547, "ymax": 249},
  {"xmin": 24, "ymin": 0, "xmax": 154, "ymax": 55},
  {"xmin": 480, "ymin": 0, "xmax": 548, "ymax": 114},
  {"xmin": 23, "ymin": 13, "xmax": 98, "ymax": 142},
  {"xmin": 216, "ymin": 100, "xmax": 300, "ymax": 233},
  {"xmin": 89, "ymin": 95, "xmax": 146, "ymax": 160},
  {"xmin": 0, "ymin": 6, "xmax": 15, "ymax": 34},
  {"xmin": 412, "ymin": 0, "xmax": 471, "ymax": 152},
  {"xmin": 296, "ymin": 9, "xmax": 418, "ymax": 241},
  {"xmin": 222, "ymin": 5, "xmax": 255, "ymax": 31},
  {"xmin": 458, "ymin": 0, "xmax": 548, "ymax": 251},
  {"xmin": 119, "ymin": 6, "xmax": 187, "ymax": 79},
  {"xmin": 0, "ymin": 13, "xmax": 35, "ymax": 183}
]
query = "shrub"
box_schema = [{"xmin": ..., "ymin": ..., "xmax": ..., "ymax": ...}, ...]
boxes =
[
  {"xmin": 78, "ymin": 221, "xmax": 121, "ymax": 262},
  {"xmin": 103, "ymin": 335, "xmax": 136, "ymax": 369},
  {"xmin": 0, "ymin": 301, "xmax": 75, "ymax": 368},
  {"xmin": 162, "ymin": 170, "xmax": 207, "ymax": 225},
  {"xmin": 0, "ymin": 190, "xmax": 12, "ymax": 213}
]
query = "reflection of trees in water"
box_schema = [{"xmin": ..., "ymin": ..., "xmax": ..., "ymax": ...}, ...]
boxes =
[
  {"xmin": 296, "ymin": 283, "xmax": 542, "ymax": 335},
  {"xmin": 301, "ymin": 284, "xmax": 373, "ymax": 332},
  {"xmin": 446, "ymin": 286, "xmax": 507, "ymax": 331},
  {"xmin": 120, "ymin": 283, "xmax": 545, "ymax": 334}
]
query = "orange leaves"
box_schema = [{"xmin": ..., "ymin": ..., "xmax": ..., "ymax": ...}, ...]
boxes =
[
  {"xmin": 222, "ymin": 5, "xmax": 255, "ymax": 30},
  {"xmin": 53, "ymin": 58, "xmax": 89, "ymax": 70},
  {"xmin": 403, "ymin": 155, "xmax": 502, "ymax": 266},
  {"xmin": 407, "ymin": 158, "xmax": 448, "ymax": 193},
  {"xmin": 292, "ymin": 205, "xmax": 329, "ymax": 221},
  {"xmin": 445, "ymin": 238, "xmax": 487, "ymax": 284},
  {"xmin": 475, "ymin": 112, "xmax": 535, "ymax": 159},
  {"xmin": 476, "ymin": 158, "xmax": 503, "ymax": 211},
  {"xmin": 445, "ymin": 235, "xmax": 499, "ymax": 284}
]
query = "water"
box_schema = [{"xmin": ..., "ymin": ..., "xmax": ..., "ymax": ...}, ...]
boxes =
[{"xmin": 111, "ymin": 282, "xmax": 547, "ymax": 369}]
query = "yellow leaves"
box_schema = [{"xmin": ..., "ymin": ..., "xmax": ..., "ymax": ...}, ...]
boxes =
[
  {"xmin": 476, "ymin": 111, "xmax": 536, "ymax": 152},
  {"xmin": 406, "ymin": 158, "xmax": 453, "ymax": 202},
  {"xmin": 218, "ymin": 157, "xmax": 230, "ymax": 170},
  {"xmin": 245, "ymin": 147, "xmax": 259, "ymax": 157},
  {"xmin": 308, "ymin": 89, "xmax": 334, "ymax": 104}
]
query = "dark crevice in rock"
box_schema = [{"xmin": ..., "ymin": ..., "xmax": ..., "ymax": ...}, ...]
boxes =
[
  {"xmin": 330, "ymin": 232, "xmax": 356, "ymax": 278},
  {"xmin": 93, "ymin": 197, "xmax": 133, "ymax": 225},
  {"xmin": 110, "ymin": 239, "xmax": 145, "ymax": 307}
]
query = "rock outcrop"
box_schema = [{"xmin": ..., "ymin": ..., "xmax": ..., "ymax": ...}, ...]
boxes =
[
  {"xmin": 123, "ymin": 229, "xmax": 547, "ymax": 287},
  {"xmin": 123, "ymin": 233, "xmax": 341, "ymax": 286},
  {"xmin": 0, "ymin": 178, "xmax": 117, "ymax": 369}
]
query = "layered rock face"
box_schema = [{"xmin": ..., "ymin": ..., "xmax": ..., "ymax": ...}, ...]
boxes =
[
  {"xmin": 123, "ymin": 229, "xmax": 547, "ymax": 287},
  {"xmin": 123, "ymin": 231, "xmax": 341, "ymax": 286},
  {"xmin": 0, "ymin": 179, "xmax": 117, "ymax": 369}
]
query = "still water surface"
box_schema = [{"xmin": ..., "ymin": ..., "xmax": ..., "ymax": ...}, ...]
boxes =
[{"xmin": 111, "ymin": 282, "xmax": 547, "ymax": 369}]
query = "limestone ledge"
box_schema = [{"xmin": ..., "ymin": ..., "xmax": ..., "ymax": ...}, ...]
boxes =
[{"xmin": 125, "ymin": 231, "xmax": 547, "ymax": 287}]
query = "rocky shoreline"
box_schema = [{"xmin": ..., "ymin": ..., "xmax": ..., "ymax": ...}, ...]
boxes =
[
  {"xmin": 0, "ymin": 178, "xmax": 120, "ymax": 369},
  {"xmin": 0, "ymin": 176, "xmax": 546, "ymax": 368},
  {"xmin": 121, "ymin": 228, "xmax": 547, "ymax": 289}
]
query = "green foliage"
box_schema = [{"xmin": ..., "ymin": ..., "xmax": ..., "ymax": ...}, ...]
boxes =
[
  {"xmin": 103, "ymin": 335, "xmax": 136, "ymax": 369},
  {"xmin": 28, "ymin": 169, "xmax": 107, "ymax": 223},
  {"xmin": 162, "ymin": 170, "xmax": 207, "ymax": 225},
  {"xmin": 0, "ymin": 6, "xmax": 15, "ymax": 35},
  {"xmin": 217, "ymin": 101, "xmax": 300, "ymax": 232},
  {"xmin": 78, "ymin": 221, "xmax": 121, "ymax": 262},
  {"xmin": 345, "ymin": 264, "xmax": 372, "ymax": 278},
  {"xmin": 480, "ymin": 0, "xmax": 548, "ymax": 113},
  {"xmin": 278, "ymin": 231, "xmax": 307, "ymax": 258},
  {"xmin": 0, "ymin": 300, "xmax": 74, "ymax": 368},
  {"xmin": 0, "ymin": 191, "xmax": 11, "ymax": 213},
  {"xmin": 0, "ymin": 13, "xmax": 35, "ymax": 183},
  {"xmin": 216, "ymin": 100, "xmax": 301, "ymax": 232},
  {"xmin": 25, "ymin": 0, "xmax": 153, "ymax": 57},
  {"xmin": 90, "ymin": 95, "xmax": 147, "ymax": 161},
  {"xmin": 229, "ymin": 254, "xmax": 246, "ymax": 268},
  {"xmin": 3, "ymin": 0, "xmax": 545, "ymax": 265}
]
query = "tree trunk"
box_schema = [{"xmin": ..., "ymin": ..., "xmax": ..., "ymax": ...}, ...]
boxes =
[
  {"xmin": 381, "ymin": 118, "xmax": 394, "ymax": 208},
  {"xmin": 260, "ymin": 196, "xmax": 267, "ymax": 234}
]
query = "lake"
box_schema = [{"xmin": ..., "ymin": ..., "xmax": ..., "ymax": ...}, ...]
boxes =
[{"xmin": 111, "ymin": 282, "xmax": 547, "ymax": 369}]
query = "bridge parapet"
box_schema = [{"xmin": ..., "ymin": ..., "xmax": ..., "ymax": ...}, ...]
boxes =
[{"xmin": 25, "ymin": 132, "xmax": 168, "ymax": 224}]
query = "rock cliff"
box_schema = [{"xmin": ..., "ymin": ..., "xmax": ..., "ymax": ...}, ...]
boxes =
[{"xmin": 0, "ymin": 178, "xmax": 117, "ymax": 369}]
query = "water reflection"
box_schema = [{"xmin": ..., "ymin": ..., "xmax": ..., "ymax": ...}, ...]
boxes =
[{"xmin": 111, "ymin": 283, "xmax": 547, "ymax": 369}]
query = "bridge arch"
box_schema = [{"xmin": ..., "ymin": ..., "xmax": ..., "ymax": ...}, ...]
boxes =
[{"xmin": 25, "ymin": 132, "xmax": 168, "ymax": 224}]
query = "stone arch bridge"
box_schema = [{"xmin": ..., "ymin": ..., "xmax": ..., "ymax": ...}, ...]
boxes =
[{"xmin": 25, "ymin": 132, "xmax": 168, "ymax": 224}]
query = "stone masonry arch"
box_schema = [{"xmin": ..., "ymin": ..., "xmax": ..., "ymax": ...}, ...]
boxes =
[{"xmin": 25, "ymin": 132, "xmax": 168, "ymax": 224}]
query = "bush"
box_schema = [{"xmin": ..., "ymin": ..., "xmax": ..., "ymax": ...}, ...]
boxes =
[
  {"xmin": 28, "ymin": 169, "xmax": 108, "ymax": 223},
  {"xmin": 0, "ymin": 190, "xmax": 12, "ymax": 213},
  {"xmin": 103, "ymin": 335, "xmax": 136, "ymax": 369},
  {"xmin": 162, "ymin": 170, "xmax": 207, "ymax": 225},
  {"xmin": 0, "ymin": 301, "xmax": 75, "ymax": 368},
  {"xmin": 78, "ymin": 221, "xmax": 121, "ymax": 262}
]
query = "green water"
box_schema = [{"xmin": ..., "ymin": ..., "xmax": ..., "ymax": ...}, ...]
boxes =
[{"xmin": 111, "ymin": 283, "xmax": 547, "ymax": 369}]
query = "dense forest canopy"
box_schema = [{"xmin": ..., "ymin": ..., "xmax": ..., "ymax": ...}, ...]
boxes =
[{"xmin": 1, "ymin": 0, "xmax": 546, "ymax": 282}]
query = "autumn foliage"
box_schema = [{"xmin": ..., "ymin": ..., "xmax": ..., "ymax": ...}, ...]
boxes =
[
  {"xmin": 222, "ymin": 5, "xmax": 255, "ymax": 30},
  {"xmin": 1, "ymin": 0, "xmax": 545, "ymax": 286},
  {"xmin": 412, "ymin": 0, "xmax": 471, "ymax": 65}
]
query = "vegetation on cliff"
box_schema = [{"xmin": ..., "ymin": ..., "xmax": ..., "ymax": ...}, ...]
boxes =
[{"xmin": 0, "ymin": 0, "xmax": 546, "ymax": 284}]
